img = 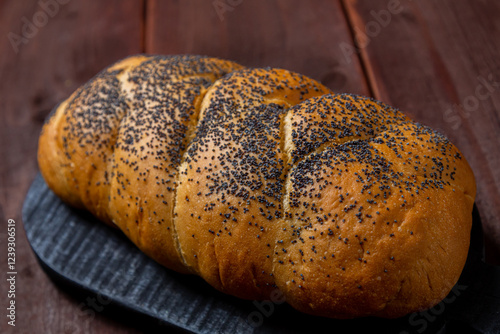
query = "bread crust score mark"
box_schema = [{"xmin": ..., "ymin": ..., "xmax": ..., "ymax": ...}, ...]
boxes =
[{"xmin": 38, "ymin": 55, "xmax": 476, "ymax": 319}]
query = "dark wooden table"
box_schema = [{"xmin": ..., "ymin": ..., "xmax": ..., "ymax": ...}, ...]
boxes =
[{"xmin": 1, "ymin": 1, "xmax": 499, "ymax": 333}]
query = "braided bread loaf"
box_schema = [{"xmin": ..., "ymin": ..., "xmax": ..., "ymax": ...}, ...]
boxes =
[{"xmin": 38, "ymin": 55, "xmax": 476, "ymax": 318}]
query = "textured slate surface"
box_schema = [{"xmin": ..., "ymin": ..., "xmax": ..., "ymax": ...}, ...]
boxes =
[{"xmin": 22, "ymin": 173, "xmax": 500, "ymax": 333}]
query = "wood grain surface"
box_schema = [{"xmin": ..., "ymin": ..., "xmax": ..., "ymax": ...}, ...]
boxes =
[
  {"xmin": 146, "ymin": 0, "xmax": 369, "ymax": 95},
  {"xmin": 1, "ymin": 0, "xmax": 499, "ymax": 333}
]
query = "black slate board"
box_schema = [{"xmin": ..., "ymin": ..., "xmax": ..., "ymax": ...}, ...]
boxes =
[{"xmin": 22, "ymin": 173, "xmax": 500, "ymax": 333}]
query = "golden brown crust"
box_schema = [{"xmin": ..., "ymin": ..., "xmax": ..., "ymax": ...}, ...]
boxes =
[
  {"xmin": 38, "ymin": 55, "xmax": 476, "ymax": 318},
  {"xmin": 272, "ymin": 94, "xmax": 475, "ymax": 318},
  {"xmin": 107, "ymin": 56, "xmax": 244, "ymax": 272},
  {"xmin": 39, "ymin": 55, "xmax": 152, "ymax": 223},
  {"xmin": 39, "ymin": 55, "xmax": 244, "ymax": 272},
  {"xmin": 175, "ymin": 68, "xmax": 332, "ymax": 298}
]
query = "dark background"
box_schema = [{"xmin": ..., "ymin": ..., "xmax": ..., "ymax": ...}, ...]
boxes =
[{"xmin": 1, "ymin": 0, "xmax": 499, "ymax": 333}]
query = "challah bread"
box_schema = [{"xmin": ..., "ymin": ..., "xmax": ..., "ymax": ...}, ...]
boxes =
[
  {"xmin": 38, "ymin": 55, "xmax": 244, "ymax": 272},
  {"xmin": 175, "ymin": 68, "xmax": 331, "ymax": 299},
  {"xmin": 273, "ymin": 95, "xmax": 476, "ymax": 318},
  {"xmin": 38, "ymin": 55, "xmax": 476, "ymax": 318}
]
